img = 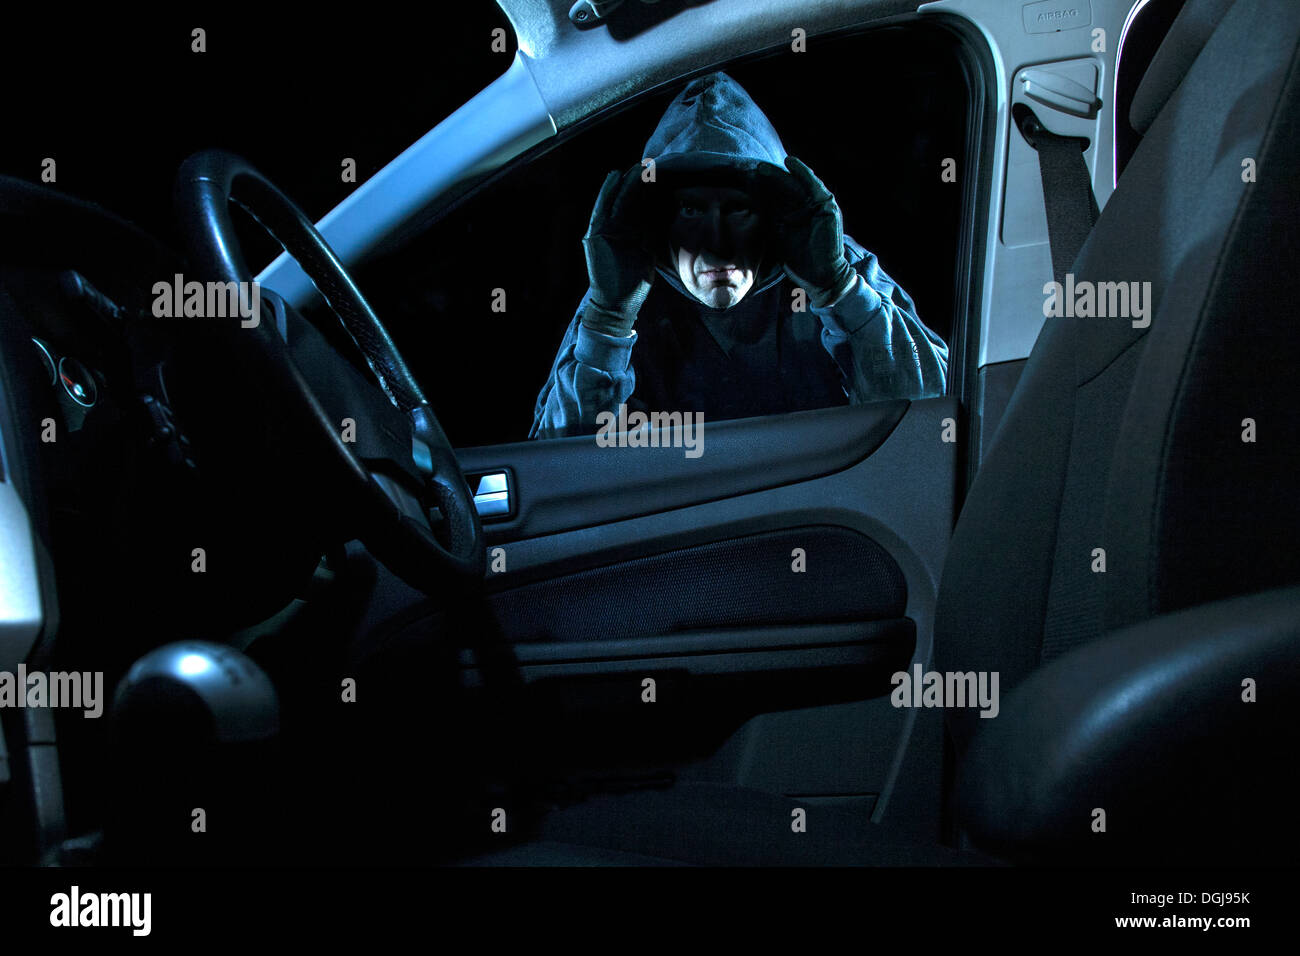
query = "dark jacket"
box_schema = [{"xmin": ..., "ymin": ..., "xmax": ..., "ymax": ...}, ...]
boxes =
[{"xmin": 530, "ymin": 72, "xmax": 948, "ymax": 439}]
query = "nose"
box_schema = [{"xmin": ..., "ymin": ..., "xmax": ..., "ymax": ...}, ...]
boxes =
[{"xmin": 700, "ymin": 208, "xmax": 734, "ymax": 260}]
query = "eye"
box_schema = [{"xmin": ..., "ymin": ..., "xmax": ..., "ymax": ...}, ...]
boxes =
[
  {"xmin": 725, "ymin": 203, "xmax": 753, "ymax": 217},
  {"xmin": 679, "ymin": 203, "xmax": 705, "ymax": 218}
]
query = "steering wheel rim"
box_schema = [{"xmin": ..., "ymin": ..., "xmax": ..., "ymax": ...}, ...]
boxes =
[{"xmin": 173, "ymin": 149, "xmax": 485, "ymax": 590}]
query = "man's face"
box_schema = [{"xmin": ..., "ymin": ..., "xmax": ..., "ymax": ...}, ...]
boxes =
[{"xmin": 669, "ymin": 185, "xmax": 764, "ymax": 309}]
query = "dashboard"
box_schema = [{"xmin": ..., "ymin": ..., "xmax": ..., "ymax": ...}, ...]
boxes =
[
  {"xmin": 0, "ymin": 184, "xmax": 177, "ymax": 668},
  {"xmin": 0, "ymin": 178, "xmax": 333, "ymax": 850}
]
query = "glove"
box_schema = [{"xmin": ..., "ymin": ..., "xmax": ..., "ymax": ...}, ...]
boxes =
[
  {"xmin": 755, "ymin": 156, "xmax": 856, "ymax": 309},
  {"xmin": 580, "ymin": 166, "xmax": 656, "ymax": 337}
]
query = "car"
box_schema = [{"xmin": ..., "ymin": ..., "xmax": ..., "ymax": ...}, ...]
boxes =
[{"xmin": 0, "ymin": 0, "xmax": 1296, "ymax": 891}]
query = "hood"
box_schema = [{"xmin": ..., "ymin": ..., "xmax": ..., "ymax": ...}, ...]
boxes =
[{"xmin": 641, "ymin": 72, "xmax": 790, "ymax": 303}]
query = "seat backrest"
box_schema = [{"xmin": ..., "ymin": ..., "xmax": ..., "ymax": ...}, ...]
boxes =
[{"xmin": 934, "ymin": 0, "xmax": 1300, "ymax": 755}]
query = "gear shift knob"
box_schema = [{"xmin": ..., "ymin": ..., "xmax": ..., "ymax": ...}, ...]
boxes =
[
  {"xmin": 109, "ymin": 641, "xmax": 279, "ymax": 864},
  {"xmin": 113, "ymin": 642, "xmax": 278, "ymax": 743}
]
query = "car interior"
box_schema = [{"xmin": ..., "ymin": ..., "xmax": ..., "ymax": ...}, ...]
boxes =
[{"xmin": 0, "ymin": 0, "xmax": 1297, "ymax": 869}]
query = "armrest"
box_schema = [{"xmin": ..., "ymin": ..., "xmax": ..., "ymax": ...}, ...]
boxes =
[{"xmin": 956, "ymin": 587, "xmax": 1300, "ymax": 864}]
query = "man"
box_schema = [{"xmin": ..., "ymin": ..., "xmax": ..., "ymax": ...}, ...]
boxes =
[{"xmin": 530, "ymin": 71, "xmax": 948, "ymax": 440}]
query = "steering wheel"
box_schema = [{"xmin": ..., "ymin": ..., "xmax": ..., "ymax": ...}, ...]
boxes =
[{"xmin": 172, "ymin": 150, "xmax": 485, "ymax": 593}]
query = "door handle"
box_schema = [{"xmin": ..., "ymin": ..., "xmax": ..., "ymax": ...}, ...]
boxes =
[{"xmin": 471, "ymin": 471, "xmax": 511, "ymax": 519}]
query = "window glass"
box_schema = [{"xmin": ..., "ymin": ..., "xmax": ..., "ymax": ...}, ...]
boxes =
[{"xmin": 358, "ymin": 25, "xmax": 969, "ymax": 447}]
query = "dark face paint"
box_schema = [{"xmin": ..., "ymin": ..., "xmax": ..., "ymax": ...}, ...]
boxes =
[{"xmin": 669, "ymin": 185, "xmax": 765, "ymax": 309}]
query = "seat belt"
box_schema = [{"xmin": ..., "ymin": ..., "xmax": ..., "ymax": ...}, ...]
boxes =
[{"xmin": 1016, "ymin": 106, "xmax": 1100, "ymax": 286}]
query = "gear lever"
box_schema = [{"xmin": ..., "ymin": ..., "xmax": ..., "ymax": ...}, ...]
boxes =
[{"xmin": 108, "ymin": 641, "xmax": 279, "ymax": 864}]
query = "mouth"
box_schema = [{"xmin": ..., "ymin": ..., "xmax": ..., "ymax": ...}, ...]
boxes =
[{"xmin": 698, "ymin": 266, "xmax": 740, "ymax": 282}]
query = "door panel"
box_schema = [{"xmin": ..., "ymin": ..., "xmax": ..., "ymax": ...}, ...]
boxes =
[
  {"xmin": 459, "ymin": 400, "xmax": 908, "ymax": 542},
  {"xmin": 461, "ymin": 399, "xmax": 955, "ymax": 609},
  {"xmin": 486, "ymin": 526, "xmax": 906, "ymax": 642},
  {"xmin": 452, "ymin": 397, "xmax": 958, "ymax": 815}
]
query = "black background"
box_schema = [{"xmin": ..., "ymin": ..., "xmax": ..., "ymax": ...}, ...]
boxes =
[{"xmin": 0, "ymin": 8, "xmax": 517, "ymax": 240}]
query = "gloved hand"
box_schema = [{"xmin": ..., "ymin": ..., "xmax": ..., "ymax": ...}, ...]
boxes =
[
  {"xmin": 580, "ymin": 166, "xmax": 656, "ymax": 338},
  {"xmin": 755, "ymin": 156, "xmax": 856, "ymax": 309}
]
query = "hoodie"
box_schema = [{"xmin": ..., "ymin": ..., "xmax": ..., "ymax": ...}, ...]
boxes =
[{"xmin": 530, "ymin": 71, "xmax": 948, "ymax": 439}]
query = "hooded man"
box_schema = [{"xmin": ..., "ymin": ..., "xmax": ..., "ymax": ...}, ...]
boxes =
[{"xmin": 529, "ymin": 71, "xmax": 948, "ymax": 440}]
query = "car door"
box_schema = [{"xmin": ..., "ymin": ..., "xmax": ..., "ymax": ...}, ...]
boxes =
[{"xmin": 408, "ymin": 16, "xmax": 991, "ymax": 834}]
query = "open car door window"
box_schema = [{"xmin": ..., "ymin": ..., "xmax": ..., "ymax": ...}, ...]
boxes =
[{"xmin": 347, "ymin": 17, "xmax": 993, "ymax": 827}]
